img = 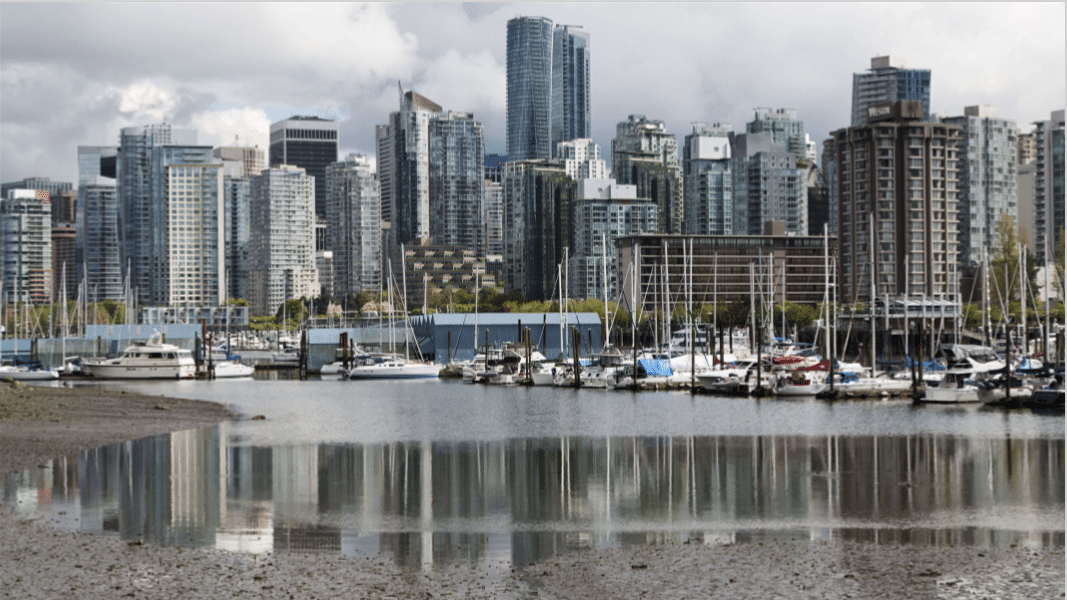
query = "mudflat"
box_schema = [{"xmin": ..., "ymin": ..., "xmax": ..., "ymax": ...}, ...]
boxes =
[{"xmin": 0, "ymin": 381, "xmax": 1062, "ymax": 599}]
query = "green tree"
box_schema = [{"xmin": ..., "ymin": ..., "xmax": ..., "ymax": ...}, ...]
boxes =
[
  {"xmin": 961, "ymin": 303, "xmax": 983, "ymax": 329},
  {"xmin": 989, "ymin": 213, "xmax": 1039, "ymax": 321}
]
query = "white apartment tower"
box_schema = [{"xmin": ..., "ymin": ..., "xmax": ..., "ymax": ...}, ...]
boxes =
[
  {"xmin": 557, "ymin": 138, "xmax": 607, "ymax": 180},
  {"xmin": 248, "ymin": 165, "xmax": 319, "ymax": 316}
]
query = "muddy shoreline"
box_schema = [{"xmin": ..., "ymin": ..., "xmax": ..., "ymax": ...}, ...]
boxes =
[{"xmin": 1, "ymin": 381, "xmax": 1062, "ymax": 599}]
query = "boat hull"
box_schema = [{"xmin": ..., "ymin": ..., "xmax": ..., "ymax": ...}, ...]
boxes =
[
  {"xmin": 774, "ymin": 382, "xmax": 828, "ymax": 396},
  {"xmin": 83, "ymin": 364, "xmax": 195, "ymax": 379},
  {"xmin": 0, "ymin": 368, "xmax": 59, "ymax": 381},
  {"xmin": 347, "ymin": 364, "xmax": 440, "ymax": 379}
]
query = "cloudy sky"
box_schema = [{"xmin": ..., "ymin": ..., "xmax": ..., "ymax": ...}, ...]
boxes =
[{"xmin": 1, "ymin": 2, "xmax": 1064, "ymax": 186}]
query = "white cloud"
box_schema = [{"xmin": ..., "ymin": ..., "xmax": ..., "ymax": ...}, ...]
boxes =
[
  {"xmin": 1, "ymin": 3, "xmax": 1063, "ymax": 184},
  {"xmin": 192, "ymin": 108, "xmax": 272, "ymax": 152}
]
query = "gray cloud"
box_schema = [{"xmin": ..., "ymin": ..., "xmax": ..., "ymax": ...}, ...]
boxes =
[{"xmin": 1, "ymin": 2, "xmax": 1064, "ymax": 186}]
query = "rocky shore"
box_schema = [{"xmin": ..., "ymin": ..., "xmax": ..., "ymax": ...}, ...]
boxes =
[{"xmin": 1, "ymin": 381, "xmax": 1063, "ymax": 599}]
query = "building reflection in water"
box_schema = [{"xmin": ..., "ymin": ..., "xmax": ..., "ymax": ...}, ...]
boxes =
[{"xmin": 3, "ymin": 429, "xmax": 1063, "ymax": 570}]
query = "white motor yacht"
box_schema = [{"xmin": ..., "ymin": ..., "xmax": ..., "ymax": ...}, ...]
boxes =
[
  {"xmin": 921, "ymin": 344, "xmax": 1005, "ymax": 403},
  {"xmin": 82, "ymin": 334, "xmax": 196, "ymax": 380}
]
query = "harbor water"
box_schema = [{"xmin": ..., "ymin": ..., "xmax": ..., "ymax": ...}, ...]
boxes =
[{"xmin": 3, "ymin": 376, "xmax": 1064, "ymax": 571}]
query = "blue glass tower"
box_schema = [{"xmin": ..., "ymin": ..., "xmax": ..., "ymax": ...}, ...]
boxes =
[
  {"xmin": 851, "ymin": 56, "xmax": 931, "ymax": 126},
  {"xmin": 507, "ymin": 16, "xmax": 554, "ymax": 161},
  {"xmin": 551, "ymin": 25, "xmax": 591, "ymax": 156}
]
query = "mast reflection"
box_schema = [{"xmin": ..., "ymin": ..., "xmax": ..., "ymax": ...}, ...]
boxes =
[{"xmin": 4, "ymin": 430, "xmax": 1063, "ymax": 568}]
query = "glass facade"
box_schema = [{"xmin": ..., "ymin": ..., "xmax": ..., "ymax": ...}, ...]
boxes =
[
  {"xmin": 429, "ymin": 112, "xmax": 485, "ymax": 255},
  {"xmin": 75, "ymin": 184, "xmax": 123, "ymax": 302},
  {"xmin": 223, "ymin": 176, "xmax": 251, "ymax": 302},
  {"xmin": 683, "ymin": 124, "xmax": 733, "ymax": 236},
  {"xmin": 506, "ymin": 16, "xmax": 554, "ymax": 161},
  {"xmin": 851, "ymin": 58, "xmax": 932, "ymax": 127},
  {"xmin": 248, "ymin": 166, "xmax": 319, "ymax": 316},
  {"xmin": 730, "ymin": 131, "xmax": 807, "ymax": 237},
  {"xmin": 268, "ymin": 117, "xmax": 338, "ymax": 220},
  {"xmin": 943, "ymin": 110, "xmax": 1018, "ymax": 266},
  {"xmin": 117, "ymin": 124, "xmax": 198, "ymax": 306},
  {"xmin": 1033, "ymin": 110, "xmax": 1066, "ymax": 265},
  {"xmin": 612, "ymin": 115, "xmax": 682, "ymax": 234},
  {"xmin": 551, "ymin": 25, "xmax": 591, "ymax": 156},
  {"xmin": 570, "ymin": 191, "xmax": 657, "ymax": 302},
  {"xmin": 326, "ymin": 155, "xmax": 381, "ymax": 296}
]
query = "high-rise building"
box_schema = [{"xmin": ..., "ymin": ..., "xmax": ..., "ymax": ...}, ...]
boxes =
[
  {"xmin": 268, "ymin": 116, "xmax": 338, "ymax": 219},
  {"xmin": 731, "ymin": 111, "xmax": 808, "ymax": 236},
  {"xmin": 117, "ymin": 123, "xmax": 197, "ymax": 304},
  {"xmin": 0, "ymin": 189, "xmax": 52, "ymax": 305},
  {"xmin": 377, "ymin": 88, "xmax": 443, "ymax": 262},
  {"xmin": 50, "ymin": 189, "xmax": 78, "ymax": 302},
  {"xmin": 248, "ymin": 165, "xmax": 319, "ymax": 316},
  {"xmin": 747, "ymin": 108, "xmax": 808, "ymax": 159},
  {"xmin": 830, "ymin": 101, "xmax": 962, "ymax": 302},
  {"xmin": 429, "ymin": 111, "xmax": 485, "ymax": 255},
  {"xmin": 851, "ymin": 56, "xmax": 931, "ymax": 126},
  {"xmin": 551, "ymin": 24, "xmax": 591, "ymax": 155},
  {"xmin": 76, "ymin": 145, "xmax": 122, "ymax": 302},
  {"xmin": 484, "ymin": 179, "xmax": 504, "ymax": 259},
  {"xmin": 506, "ymin": 16, "xmax": 554, "ymax": 161},
  {"xmin": 612, "ymin": 115, "xmax": 682, "ymax": 233},
  {"xmin": 151, "ymin": 148, "xmax": 224, "ymax": 307},
  {"xmin": 942, "ymin": 106, "xmax": 1018, "ymax": 266},
  {"xmin": 557, "ymin": 138, "xmax": 607, "ymax": 180},
  {"xmin": 502, "ymin": 160, "xmax": 574, "ymax": 300},
  {"xmin": 569, "ymin": 179, "xmax": 657, "ymax": 302},
  {"xmin": 326, "ymin": 154, "xmax": 381, "ymax": 296},
  {"xmin": 1032, "ymin": 109, "xmax": 1065, "ymax": 265},
  {"xmin": 221, "ymin": 168, "xmax": 251, "ymax": 303},
  {"xmin": 213, "ymin": 145, "xmax": 265, "ymax": 178},
  {"xmin": 682, "ymin": 123, "xmax": 733, "ymax": 235}
]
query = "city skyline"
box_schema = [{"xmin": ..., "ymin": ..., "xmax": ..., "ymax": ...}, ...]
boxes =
[{"xmin": 1, "ymin": 3, "xmax": 1064, "ymax": 186}]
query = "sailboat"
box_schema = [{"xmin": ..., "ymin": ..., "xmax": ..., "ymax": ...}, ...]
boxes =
[
  {"xmin": 0, "ymin": 282, "xmax": 59, "ymax": 380},
  {"xmin": 348, "ymin": 249, "xmax": 439, "ymax": 380}
]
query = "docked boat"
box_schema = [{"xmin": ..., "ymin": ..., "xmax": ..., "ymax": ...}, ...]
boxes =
[
  {"xmin": 272, "ymin": 345, "xmax": 299, "ymax": 365},
  {"xmin": 0, "ymin": 364, "xmax": 60, "ymax": 381},
  {"xmin": 82, "ymin": 334, "xmax": 196, "ymax": 379},
  {"xmin": 347, "ymin": 357, "xmax": 439, "ymax": 379},
  {"xmin": 773, "ymin": 371, "xmax": 828, "ymax": 396},
  {"xmin": 212, "ymin": 360, "xmax": 255, "ymax": 378},
  {"xmin": 922, "ymin": 345, "xmax": 1005, "ymax": 403}
]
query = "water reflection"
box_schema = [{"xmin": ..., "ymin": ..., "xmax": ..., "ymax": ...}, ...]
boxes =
[{"xmin": 4, "ymin": 430, "xmax": 1063, "ymax": 570}]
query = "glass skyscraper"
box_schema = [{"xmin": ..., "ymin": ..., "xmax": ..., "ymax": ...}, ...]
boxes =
[
  {"xmin": 683, "ymin": 123, "xmax": 733, "ymax": 235},
  {"xmin": 552, "ymin": 25, "xmax": 591, "ymax": 156},
  {"xmin": 117, "ymin": 123, "xmax": 197, "ymax": 305},
  {"xmin": 942, "ymin": 106, "xmax": 1018, "ymax": 266},
  {"xmin": 429, "ymin": 111, "xmax": 485, "ymax": 255},
  {"xmin": 268, "ymin": 116, "xmax": 339, "ymax": 219},
  {"xmin": 506, "ymin": 16, "xmax": 555, "ymax": 161},
  {"xmin": 851, "ymin": 56, "xmax": 931, "ymax": 126},
  {"xmin": 326, "ymin": 154, "xmax": 381, "ymax": 296}
]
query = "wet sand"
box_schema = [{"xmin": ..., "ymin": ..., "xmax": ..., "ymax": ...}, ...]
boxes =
[{"xmin": 1, "ymin": 380, "xmax": 1063, "ymax": 599}]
